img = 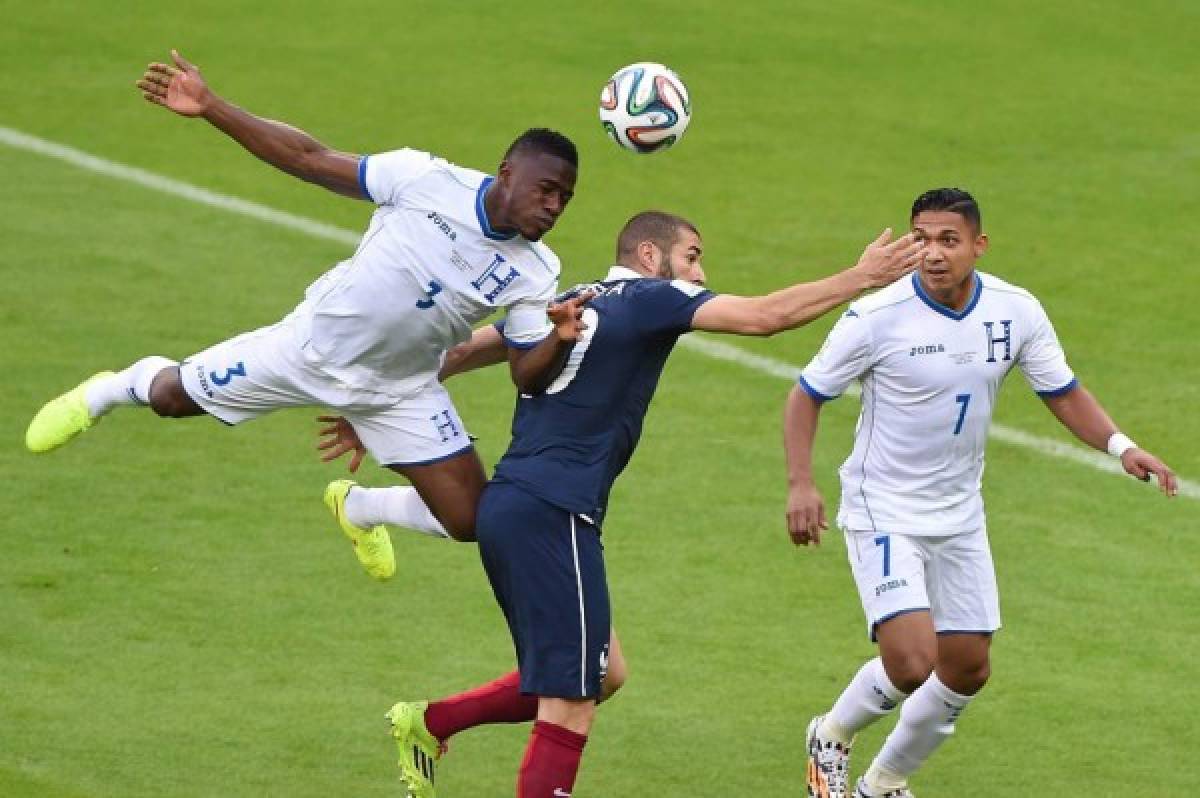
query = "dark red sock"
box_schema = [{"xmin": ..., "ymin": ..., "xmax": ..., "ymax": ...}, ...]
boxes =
[
  {"xmin": 423, "ymin": 670, "xmax": 538, "ymax": 742},
  {"xmin": 517, "ymin": 720, "xmax": 588, "ymax": 798}
]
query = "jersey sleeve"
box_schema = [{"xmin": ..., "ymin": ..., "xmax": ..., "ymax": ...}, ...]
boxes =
[
  {"xmin": 1018, "ymin": 300, "xmax": 1077, "ymax": 396},
  {"xmin": 637, "ymin": 279, "xmax": 716, "ymax": 337},
  {"xmin": 358, "ymin": 148, "xmax": 437, "ymax": 204},
  {"xmin": 797, "ymin": 309, "xmax": 873, "ymax": 401},
  {"xmin": 500, "ymin": 281, "xmax": 556, "ymax": 349}
]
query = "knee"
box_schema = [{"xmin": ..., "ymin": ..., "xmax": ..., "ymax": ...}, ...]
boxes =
[
  {"xmin": 883, "ymin": 650, "xmax": 937, "ymax": 694},
  {"xmin": 539, "ymin": 698, "xmax": 596, "ymax": 735},
  {"xmin": 147, "ymin": 369, "xmax": 193, "ymax": 418},
  {"xmin": 942, "ymin": 660, "xmax": 991, "ymax": 696}
]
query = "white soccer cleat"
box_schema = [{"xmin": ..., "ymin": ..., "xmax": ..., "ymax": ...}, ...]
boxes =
[
  {"xmin": 806, "ymin": 714, "xmax": 853, "ymax": 798},
  {"xmin": 854, "ymin": 776, "xmax": 915, "ymax": 798}
]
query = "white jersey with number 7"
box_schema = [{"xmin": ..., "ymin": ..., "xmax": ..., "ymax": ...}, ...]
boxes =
[{"xmin": 798, "ymin": 271, "xmax": 1076, "ymax": 536}]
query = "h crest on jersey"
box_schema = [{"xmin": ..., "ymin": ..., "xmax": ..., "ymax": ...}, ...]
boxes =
[
  {"xmin": 983, "ymin": 320, "xmax": 1013, "ymax": 363},
  {"xmin": 471, "ymin": 253, "xmax": 521, "ymax": 303}
]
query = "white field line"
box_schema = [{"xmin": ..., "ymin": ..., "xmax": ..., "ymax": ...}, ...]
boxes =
[{"xmin": 3, "ymin": 124, "xmax": 1195, "ymax": 500}]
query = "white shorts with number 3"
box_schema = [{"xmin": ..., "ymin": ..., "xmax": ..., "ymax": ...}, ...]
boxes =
[{"xmin": 179, "ymin": 321, "xmax": 472, "ymax": 467}]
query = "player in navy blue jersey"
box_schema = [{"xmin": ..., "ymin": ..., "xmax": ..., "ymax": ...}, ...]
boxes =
[{"xmin": 319, "ymin": 211, "xmax": 924, "ymax": 797}]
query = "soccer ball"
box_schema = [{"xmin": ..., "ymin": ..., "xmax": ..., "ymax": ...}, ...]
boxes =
[{"xmin": 599, "ymin": 62, "xmax": 691, "ymax": 154}]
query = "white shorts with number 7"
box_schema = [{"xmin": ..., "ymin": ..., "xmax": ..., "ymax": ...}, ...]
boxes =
[{"xmin": 844, "ymin": 527, "xmax": 1001, "ymax": 641}]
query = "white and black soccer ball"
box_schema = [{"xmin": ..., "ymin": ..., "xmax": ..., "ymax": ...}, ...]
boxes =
[{"xmin": 599, "ymin": 62, "xmax": 691, "ymax": 154}]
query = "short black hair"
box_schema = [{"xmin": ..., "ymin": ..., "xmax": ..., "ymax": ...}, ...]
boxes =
[
  {"xmin": 910, "ymin": 188, "xmax": 981, "ymax": 231},
  {"xmin": 504, "ymin": 128, "xmax": 578, "ymax": 168},
  {"xmin": 616, "ymin": 210, "xmax": 699, "ymax": 261}
]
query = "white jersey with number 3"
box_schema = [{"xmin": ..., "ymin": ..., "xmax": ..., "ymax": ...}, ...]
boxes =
[
  {"xmin": 799, "ymin": 271, "xmax": 1076, "ymax": 535},
  {"xmin": 285, "ymin": 148, "xmax": 559, "ymax": 398}
]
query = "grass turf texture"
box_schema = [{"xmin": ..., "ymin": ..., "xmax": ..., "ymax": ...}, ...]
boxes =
[{"xmin": 2, "ymin": 1, "xmax": 1198, "ymax": 795}]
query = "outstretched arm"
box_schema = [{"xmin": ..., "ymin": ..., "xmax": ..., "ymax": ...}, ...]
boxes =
[
  {"xmin": 1042, "ymin": 385, "xmax": 1177, "ymax": 497},
  {"xmin": 691, "ymin": 229, "xmax": 923, "ymax": 335},
  {"xmin": 439, "ymin": 326, "xmax": 508, "ymax": 381},
  {"xmin": 784, "ymin": 386, "xmax": 829, "ymax": 545},
  {"xmin": 137, "ymin": 50, "xmax": 363, "ymax": 198}
]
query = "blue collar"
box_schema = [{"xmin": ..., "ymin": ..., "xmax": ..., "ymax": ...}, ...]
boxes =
[
  {"xmin": 475, "ymin": 177, "xmax": 517, "ymax": 242},
  {"xmin": 912, "ymin": 272, "xmax": 983, "ymax": 321}
]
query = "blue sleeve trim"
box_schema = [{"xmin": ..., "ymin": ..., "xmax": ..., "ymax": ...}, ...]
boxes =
[
  {"xmin": 493, "ymin": 320, "xmax": 506, "ymax": 334},
  {"xmin": 357, "ymin": 156, "xmax": 374, "ymax": 202},
  {"xmin": 1036, "ymin": 377, "xmax": 1078, "ymax": 398},
  {"xmin": 503, "ymin": 332, "xmax": 545, "ymax": 350},
  {"xmin": 797, "ymin": 375, "xmax": 837, "ymax": 403}
]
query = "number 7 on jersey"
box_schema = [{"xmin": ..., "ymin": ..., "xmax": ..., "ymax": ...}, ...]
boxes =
[{"xmin": 953, "ymin": 393, "xmax": 971, "ymax": 435}]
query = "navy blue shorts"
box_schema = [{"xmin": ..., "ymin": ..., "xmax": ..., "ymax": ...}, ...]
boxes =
[{"xmin": 476, "ymin": 480, "xmax": 610, "ymax": 699}]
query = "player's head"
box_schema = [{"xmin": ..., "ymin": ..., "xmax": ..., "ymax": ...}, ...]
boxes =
[
  {"xmin": 616, "ymin": 211, "xmax": 705, "ymax": 285},
  {"xmin": 489, "ymin": 128, "xmax": 578, "ymax": 241},
  {"xmin": 910, "ymin": 188, "xmax": 988, "ymax": 300}
]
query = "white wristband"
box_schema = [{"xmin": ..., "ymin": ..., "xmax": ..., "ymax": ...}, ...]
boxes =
[{"xmin": 1106, "ymin": 432, "xmax": 1137, "ymax": 458}]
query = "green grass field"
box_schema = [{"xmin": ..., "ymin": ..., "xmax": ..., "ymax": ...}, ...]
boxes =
[{"xmin": 2, "ymin": 1, "xmax": 1198, "ymax": 795}]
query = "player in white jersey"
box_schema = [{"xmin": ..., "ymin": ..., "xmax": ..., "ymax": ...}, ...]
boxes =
[
  {"xmin": 25, "ymin": 50, "xmax": 587, "ymax": 574},
  {"xmin": 784, "ymin": 189, "xmax": 1177, "ymax": 798}
]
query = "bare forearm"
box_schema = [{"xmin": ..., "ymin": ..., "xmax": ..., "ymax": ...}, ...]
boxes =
[
  {"xmin": 509, "ymin": 334, "xmax": 575, "ymax": 395},
  {"xmin": 439, "ymin": 328, "xmax": 507, "ymax": 381},
  {"xmin": 202, "ymin": 97, "xmax": 322, "ymax": 173},
  {"xmin": 694, "ymin": 267, "xmax": 870, "ymax": 336},
  {"xmin": 200, "ymin": 96, "xmax": 360, "ymax": 195},
  {"xmin": 784, "ymin": 386, "xmax": 823, "ymax": 486},
  {"xmin": 764, "ymin": 268, "xmax": 870, "ymax": 334},
  {"xmin": 1043, "ymin": 385, "xmax": 1118, "ymax": 451}
]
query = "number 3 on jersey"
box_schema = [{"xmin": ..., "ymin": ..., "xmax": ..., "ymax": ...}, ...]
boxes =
[
  {"xmin": 210, "ymin": 361, "xmax": 247, "ymax": 387},
  {"xmin": 953, "ymin": 393, "xmax": 971, "ymax": 435}
]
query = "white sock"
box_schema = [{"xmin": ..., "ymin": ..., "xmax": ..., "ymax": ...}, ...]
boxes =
[
  {"xmin": 84, "ymin": 356, "xmax": 177, "ymax": 417},
  {"xmin": 868, "ymin": 672, "xmax": 974, "ymax": 787},
  {"xmin": 823, "ymin": 657, "xmax": 908, "ymax": 743},
  {"xmin": 344, "ymin": 486, "xmax": 450, "ymax": 539}
]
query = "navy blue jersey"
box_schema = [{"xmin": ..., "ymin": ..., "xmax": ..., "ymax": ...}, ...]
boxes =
[{"xmin": 492, "ymin": 271, "xmax": 715, "ymax": 525}]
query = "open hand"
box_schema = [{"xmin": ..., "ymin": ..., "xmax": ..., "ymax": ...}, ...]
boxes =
[
  {"xmin": 317, "ymin": 414, "xmax": 366, "ymax": 473},
  {"xmin": 853, "ymin": 228, "xmax": 925, "ymax": 289},
  {"xmin": 137, "ymin": 49, "xmax": 212, "ymax": 117}
]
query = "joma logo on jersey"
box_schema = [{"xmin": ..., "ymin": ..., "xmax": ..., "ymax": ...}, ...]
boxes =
[
  {"xmin": 910, "ymin": 344, "xmax": 945, "ymax": 356},
  {"xmin": 471, "ymin": 253, "xmax": 521, "ymax": 302},
  {"xmin": 426, "ymin": 211, "xmax": 456, "ymax": 241}
]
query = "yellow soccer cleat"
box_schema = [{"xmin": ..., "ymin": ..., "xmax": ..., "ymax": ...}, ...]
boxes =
[
  {"xmin": 323, "ymin": 479, "xmax": 395, "ymax": 581},
  {"xmin": 25, "ymin": 371, "xmax": 115, "ymax": 453},
  {"xmin": 386, "ymin": 700, "xmax": 440, "ymax": 798}
]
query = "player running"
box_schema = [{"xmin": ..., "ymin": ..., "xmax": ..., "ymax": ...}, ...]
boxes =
[
  {"xmin": 320, "ymin": 211, "xmax": 924, "ymax": 797},
  {"xmin": 786, "ymin": 189, "xmax": 1177, "ymax": 798},
  {"xmin": 25, "ymin": 50, "xmax": 587, "ymax": 577}
]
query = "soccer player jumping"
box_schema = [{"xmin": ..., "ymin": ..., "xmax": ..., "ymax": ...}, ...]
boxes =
[
  {"xmin": 322, "ymin": 211, "xmax": 924, "ymax": 797},
  {"xmin": 25, "ymin": 50, "xmax": 588, "ymax": 575},
  {"xmin": 785, "ymin": 189, "xmax": 1177, "ymax": 798}
]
